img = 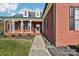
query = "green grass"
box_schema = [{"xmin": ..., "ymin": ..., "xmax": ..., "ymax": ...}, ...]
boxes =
[{"xmin": 0, "ymin": 39, "xmax": 32, "ymax": 56}]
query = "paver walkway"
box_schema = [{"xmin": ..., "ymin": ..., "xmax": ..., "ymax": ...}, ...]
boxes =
[{"xmin": 29, "ymin": 35, "xmax": 51, "ymax": 56}]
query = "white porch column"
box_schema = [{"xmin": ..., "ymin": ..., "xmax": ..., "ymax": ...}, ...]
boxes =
[
  {"xmin": 12, "ymin": 20, "xmax": 14, "ymax": 33},
  {"xmin": 21, "ymin": 20, "xmax": 23, "ymax": 33},
  {"xmin": 30, "ymin": 20, "xmax": 32, "ymax": 33}
]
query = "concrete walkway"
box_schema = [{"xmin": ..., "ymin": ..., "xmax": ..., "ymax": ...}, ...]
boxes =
[{"xmin": 29, "ymin": 35, "xmax": 51, "ymax": 56}]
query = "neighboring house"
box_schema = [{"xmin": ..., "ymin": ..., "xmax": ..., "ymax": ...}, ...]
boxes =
[
  {"xmin": 4, "ymin": 17, "xmax": 42, "ymax": 36},
  {"xmin": 42, "ymin": 3, "xmax": 79, "ymax": 47},
  {"xmin": 3, "ymin": 8, "xmax": 42, "ymax": 36}
]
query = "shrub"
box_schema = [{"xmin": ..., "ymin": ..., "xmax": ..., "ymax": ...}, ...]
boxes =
[
  {"xmin": 27, "ymin": 34, "xmax": 32, "ymax": 37},
  {"xmin": 0, "ymin": 31, "xmax": 4, "ymax": 36},
  {"xmin": 3, "ymin": 35, "xmax": 8, "ymax": 37},
  {"xmin": 12, "ymin": 35, "xmax": 16, "ymax": 37},
  {"xmin": 18, "ymin": 34, "xmax": 22, "ymax": 37}
]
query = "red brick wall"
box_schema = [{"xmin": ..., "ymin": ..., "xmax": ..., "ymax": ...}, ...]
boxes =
[
  {"xmin": 43, "ymin": 4, "xmax": 56, "ymax": 44},
  {"xmin": 56, "ymin": 3, "xmax": 79, "ymax": 47}
]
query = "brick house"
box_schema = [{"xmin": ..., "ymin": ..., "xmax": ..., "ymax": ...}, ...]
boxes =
[
  {"xmin": 42, "ymin": 3, "xmax": 79, "ymax": 47},
  {"xmin": 3, "ymin": 3, "xmax": 79, "ymax": 47}
]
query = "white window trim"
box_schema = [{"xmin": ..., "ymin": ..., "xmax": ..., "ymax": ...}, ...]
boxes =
[
  {"xmin": 23, "ymin": 10, "xmax": 29, "ymax": 17},
  {"xmin": 35, "ymin": 11, "xmax": 40, "ymax": 17}
]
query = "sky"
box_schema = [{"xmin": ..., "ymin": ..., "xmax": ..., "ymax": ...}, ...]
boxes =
[{"xmin": 0, "ymin": 3, "xmax": 45, "ymax": 17}]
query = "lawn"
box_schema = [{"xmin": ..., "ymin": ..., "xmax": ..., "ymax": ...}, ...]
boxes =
[{"xmin": 0, "ymin": 39, "xmax": 32, "ymax": 56}]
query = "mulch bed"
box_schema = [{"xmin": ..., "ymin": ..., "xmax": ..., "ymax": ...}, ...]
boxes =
[
  {"xmin": 48, "ymin": 46, "xmax": 79, "ymax": 56},
  {"xmin": 42, "ymin": 35, "xmax": 79, "ymax": 56}
]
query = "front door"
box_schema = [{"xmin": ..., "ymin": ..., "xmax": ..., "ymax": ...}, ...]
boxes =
[{"xmin": 35, "ymin": 24, "xmax": 40, "ymax": 33}]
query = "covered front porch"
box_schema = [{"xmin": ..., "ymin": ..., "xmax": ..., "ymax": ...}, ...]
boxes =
[{"xmin": 4, "ymin": 18, "xmax": 42, "ymax": 36}]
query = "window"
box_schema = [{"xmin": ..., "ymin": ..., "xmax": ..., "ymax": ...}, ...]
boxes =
[
  {"xmin": 8, "ymin": 24, "xmax": 10, "ymax": 30},
  {"xmin": 44, "ymin": 17, "xmax": 48, "ymax": 29},
  {"xmin": 24, "ymin": 11, "xmax": 27, "ymax": 16},
  {"xmin": 37, "ymin": 12, "xmax": 40, "ymax": 16},
  {"xmin": 44, "ymin": 20, "xmax": 46, "ymax": 29},
  {"xmin": 46, "ymin": 17, "xmax": 48, "ymax": 29},
  {"xmin": 70, "ymin": 7, "xmax": 79, "ymax": 30},
  {"xmin": 75, "ymin": 8, "xmax": 79, "ymax": 30},
  {"xmin": 28, "ymin": 11, "xmax": 32, "ymax": 17},
  {"xmin": 75, "ymin": 8, "xmax": 79, "ymax": 19},
  {"xmin": 36, "ymin": 11, "xmax": 40, "ymax": 17},
  {"xmin": 69, "ymin": 7, "xmax": 74, "ymax": 30},
  {"xmin": 23, "ymin": 10, "xmax": 28, "ymax": 17}
]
